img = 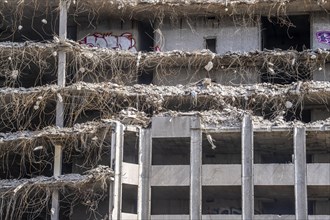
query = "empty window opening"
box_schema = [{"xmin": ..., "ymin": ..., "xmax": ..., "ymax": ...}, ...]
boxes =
[
  {"xmin": 260, "ymin": 66, "xmax": 312, "ymax": 84},
  {"xmin": 262, "ymin": 107, "xmax": 311, "ymax": 123},
  {"xmin": 310, "ymin": 107, "xmax": 330, "ymax": 122},
  {"xmin": 138, "ymin": 70, "xmax": 153, "ymax": 85},
  {"xmin": 262, "ymin": 15, "xmax": 310, "ymax": 51},
  {"xmin": 71, "ymin": 132, "xmax": 111, "ymax": 174},
  {"xmin": 254, "ymin": 132, "xmax": 293, "ymax": 164},
  {"xmin": 138, "ymin": 21, "xmax": 154, "ymax": 84},
  {"xmin": 20, "ymin": 202, "xmax": 50, "ymax": 219},
  {"xmin": 152, "ymin": 138, "xmax": 190, "ymax": 165},
  {"xmin": 0, "ymin": 151, "xmax": 53, "ymax": 179},
  {"xmin": 202, "ymin": 132, "xmax": 241, "ymax": 164},
  {"xmin": 62, "ymin": 161, "xmax": 73, "ymax": 175},
  {"xmin": 138, "ymin": 21, "xmax": 154, "ymax": 52},
  {"xmin": 306, "ymin": 131, "xmax": 330, "ymax": 163},
  {"xmin": 205, "ymin": 38, "xmax": 217, "ymax": 53},
  {"xmin": 255, "ymin": 186, "xmax": 295, "ymax": 215},
  {"xmin": 284, "ymin": 109, "xmax": 311, "ymax": 123},
  {"xmin": 203, "ymin": 186, "xmax": 241, "ymax": 215},
  {"xmin": 73, "ymin": 110, "xmax": 101, "ymax": 124},
  {"xmin": 123, "ymin": 131, "xmax": 139, "ymax": 164},
  {"xmin": 0, "ymin": 58, "xmax": 57, "ymax": 88},
  {"xmin": 67, "ymin": 25, "xmax": 77, "ymax": 41},
  {"xmin": 122, "ymin": 184, "xmax": 138, "ymax": 214},
  {"xmin": 308, "ymin": 186, "xmax": 330, "ymax": 215},
  {"xmin": 71, "ymin": 149, "xmax": 111, "ymax": 174},
  {"xmin": 261, "ymin": 15, "xmax": 311, "ymax": 84},
  {"xmin": 71, "ymin": 189, "xmax": 111, "ymax": 219},
  {"xmin": 0, "ymin": 14, "xmax": 58, "ymax": 42},
  {"xmin": 151, "ymin": 186, "xmax": 189, "ymax": 215}
]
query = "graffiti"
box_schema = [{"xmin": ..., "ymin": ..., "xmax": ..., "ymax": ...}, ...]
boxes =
[
  {"xmin": 206, "ymin": 207, "xmax": 261, "ymax": 215},
  {"xmin": 154, "ymin": 45, "xmax": 161, "ymax": 52},
  {"xmin": 79, "ymin": 32, "xmax": 137, "ymax": 52},
  {"xmin": 316, "ymin": 31, "xmax": 330, "ymax": 45},
  {"xmin": 206, "ymin": 207, "xmax": 242, "ymax": 214}
]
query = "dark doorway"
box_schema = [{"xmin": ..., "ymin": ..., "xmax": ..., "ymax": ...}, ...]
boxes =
[
  {"xmin": 138, "ymin": 21, "xmax": 154, "ymax": 84},
  {"xmin": 205, "ymin": 38, "xmax": 217, "ymax": 53},
  {"xmin": 262, "ymin": 15, "xmax": 310, "ymax": 51}
]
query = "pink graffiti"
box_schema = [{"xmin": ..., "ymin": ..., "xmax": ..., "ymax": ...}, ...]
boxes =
[
  {"xmin": 316, "ymin": 31, "xmax": 330, "ymax": 45},
  {"xmin": 79, "ymin": 32, "xmax": 137, "ymax": 52}
]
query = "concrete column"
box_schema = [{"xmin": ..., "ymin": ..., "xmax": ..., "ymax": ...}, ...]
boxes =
[
  {"xmin": 294, "ymin": 127, "xmax": 308, "ymax": 220},
  {"xmin": 190, "ymin": 117, "xmax": 202, "ymax": 220},
  {"xmin": 138, "ymin": 129, "xmax": 152, "ymax": 220},
  {"xmin": 109, "ymin": 124, "xmax": 118, "ymax": 220},
  {"xmin": 51, "ymin": 145, "xmax": 62, "ymax": 220},
  {"xmin": 112, "ymin": 122, "xmax": 124, "ymax": 220},
  {"xmin": 51, "ymin": 1, "xmax": 69, "ymax": 219},
  {"xmin": 242, "ymin": 115, "xmax": 254, "ymax": 220}
]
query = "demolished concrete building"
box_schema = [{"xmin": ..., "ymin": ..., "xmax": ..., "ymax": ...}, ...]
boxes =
[{"xmin": 0, "ymin": 0, "xmax": 330, "ymax": 219}]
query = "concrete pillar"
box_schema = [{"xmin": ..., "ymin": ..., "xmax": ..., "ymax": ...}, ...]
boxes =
[
  {"xmin": 51, "ymin": 1, "xmax": 70, "ymax": 219},
  {"xmin": 294, "ymin": 127, "xmax": 308, "ymax": 220},
  {"xmin": 190, "ymin": 117, "xmax": 202, "ymax": 220},
  {"xmin": 112, "ymin": 122, "xmax": 124, "ymax": 220},
  {"xmin": 138, "ymin": 129, "xmax": 152, "ymax": 220},
  {"xmin": 242, "ymin": 115, "xmax": 254, "ymax": 220},
  {"xmin": 109, "ymin": 123, "xmax": 118, "ymax": 220}
]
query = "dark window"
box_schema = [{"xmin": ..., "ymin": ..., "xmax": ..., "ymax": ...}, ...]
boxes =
[
  {"xmin": 205, "ymin": 38, "xmax": 216, "ymax": 53},
  {"xmin": 261, "ymin": 15, "xmax": 311, "ymax": 84},
  {"xmin": 262, "ymin": 15, "xmax": 310, "ymax": 51},
  {"xmin": 152, "ymin": 138, "xmax": 190, "ymax": 165},
  {"xmin": 138, "ymin": 21, "xmax": 154, "ymax": 84},
  {"xmin": 151, "ymin": 186, "xmax": 190, "ymax": 215},
  {"xmin": 122, "ymin": 184, "xmax": 138, "ymax": 214}
]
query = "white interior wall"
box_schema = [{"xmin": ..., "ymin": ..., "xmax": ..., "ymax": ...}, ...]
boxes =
[{"xmin": 155, "ymin": 17, "xmax": 260, "ymax": 54}]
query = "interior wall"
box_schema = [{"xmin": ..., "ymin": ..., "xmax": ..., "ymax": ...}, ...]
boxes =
[
  {"xmin": 154, "ymin": 16, "xmax": 260, "ymax": 54},
  {"xmin": 312, "ymin": 12, "xmax": 330, "ymax": 82},
  {"xmin": 76, "ymin": 19, "xmax": 139, "ymax": 50}
]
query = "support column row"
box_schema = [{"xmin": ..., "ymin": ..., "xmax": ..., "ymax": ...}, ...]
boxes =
[{"xmin": 240, "ymin": 117, "xmax": 308, "ymax": 220}]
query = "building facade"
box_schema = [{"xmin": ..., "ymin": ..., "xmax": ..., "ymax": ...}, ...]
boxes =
[{"xmin": 0, "ymin": 0, "xmax": 329, "ymax": 220}]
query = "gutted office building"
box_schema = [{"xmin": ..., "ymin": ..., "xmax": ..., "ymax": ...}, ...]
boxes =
[{"xmin": 0, "ymin": 0, "xmax": 329, "ymax": 220}]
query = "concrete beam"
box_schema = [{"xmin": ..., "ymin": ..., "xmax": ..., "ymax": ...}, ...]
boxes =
[
  {"xmin": 190, "ymin": 117, "xmax": 202, "ymax": 220},
  {"xmin": 151, "ymin": 165, "xmax": 190, "ymax": 186},
  {"xmin": 254, "ymin": 164, "xmax": 294, "ymax": 185},
  {"xmin": 138, "ymin": 129, "xmax": 152, "ymax": 220},
  {"xmin": 294, "ymin": 127, "xmax": 308, "ymax": 220},
  {"xmin": 112, "ymin": 123, "xmax": 124, "ymax": 220},
  {"xmin": 152, "ymin": 117, "xmax": 191, "ymax": 138},
  {"xmin": 241, "ymin": 115, "xmax": 254, "ymax": 220},
  {"xmin": 307, "ymin": 164, "xmax": 330, "ymax": 185}
]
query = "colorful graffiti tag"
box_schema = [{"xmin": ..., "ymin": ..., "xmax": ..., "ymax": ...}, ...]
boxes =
[
  {"xmin": 79, "ymin": 32, "xmax": 137, "ymax": 52},
  {"xmin": 316, "ymin": 31, "xmax": 330, "ymax": 45}
]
